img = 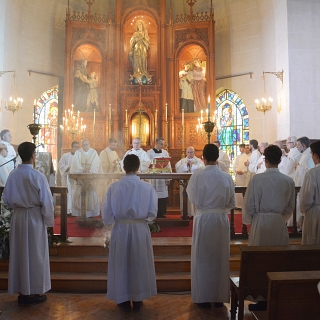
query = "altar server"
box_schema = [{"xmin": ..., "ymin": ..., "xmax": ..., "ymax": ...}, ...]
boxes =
[
  {"xmin": 187, "ymin": 144, "xmax": 235, "ymax": 308},
  {"xmin": 122, "ymin": 137, "xmax": 150, "ymax": 172},
  {"xmin": 285, "ymin": 136, "xmax": 302, "ymax": 177},
  {"xmin": 3, "ymin": 142, "xmax": 54, "ymax": 306},
  {"xmin": 0, "ymin": 143, "xmax": 10, "ymax": 186},
  {"xmin": 0, "ymin": 129, "xmax": 16, "ymax": 172},
  {"xmin": 58, "ymin": 141, "xmax": 79, "ymax": 214},
  {"xmin": 175, "ymin": 146, "xmax": 204, "ymax": 217},
  {"xmin": 243, "ymin": 144, "xmax": 295, "ymax": 246},
  {"xmin": 256, "ymin": 142, "xmax": 268, "ymax": 174},
  {"xmin": 147, "ymin": 137, "xmax": 171, "ymax": 218},
  {"xmin": 213, "ymin": 140, "xmax": 230, "ymax": 173},
  {"xmin": 102, "ymin": 154, "xmax": 158, "ymax": 310},
  {"xmin": 70, "ymin": 138, "xmax": 102, "ymax": 217},
  {"xmin": 300, "ymin": 141, "xmax": 320, "ymax": 245},
  {"xmin": 244, "ymin": 139, "xmax": 261, "ymax": 184}
]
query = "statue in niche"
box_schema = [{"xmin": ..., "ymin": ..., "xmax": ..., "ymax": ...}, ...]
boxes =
[
  {"xmin": 192, "ymin": 58, "xmax": 207, "ymax": 111},
  {"xmin": 74, "ymin": 59, "xmax": 90, "ymax": 112},
  {"xmin": 129, "ymin": 20, "xmax": 152, "ymax": 85},
  {"xmin": 179, "ymin": 62, "xmax": 194, "ymax": 113},
  {"xmin": 86, "ymin": 72, "xmax": 99, "ymax": 112}
]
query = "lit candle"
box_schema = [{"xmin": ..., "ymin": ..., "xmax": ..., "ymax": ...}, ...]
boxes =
[
  {"xmin": 182, "ymin": 109, "xmax": 184, "ymax": 126},
  {"xmin": 208, "ymin": 96, "xmax": 211, "ymax": 121},
  {"xmin": 94, "ymin": 109, "xmax": 96, "ymax": 125},
  {"xmin": 109, "ymin": 104, "xmax": 112, "ymax": 121},
  {"xmin": 33, "ymin": 99, "xmax": 36, "ymax": 123},
  {"xmin": 155, "ymin": 109, "xmax": 158, "ymax": 126},
  {"xmin": 165, "ymin": 103, "xmax": 168, "ymax": 121},
  {"xmin": 125, "ymin": 109, "xmax": 128, "ymax": 126},
  {"xmin": 206, "ymin": 108, "xmax": 208, "ymax": 121}
]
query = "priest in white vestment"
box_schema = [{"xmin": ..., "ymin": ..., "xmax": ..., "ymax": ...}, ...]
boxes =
[
  {"xmin": 256, "ymin": 142, "xmax": 268, "ymax": 174},
  {"xmin": 285, "ymin": 136, "xmax": 302, "ymax": 177},
  {"xmin": 300, "ymin": 141, "xmax": 320, "ymax": 245},
  {"xmin": 122, "ymin": 137, "xmax": 151, "ymax": 172},
  {"xmin": 99, "ymin": 138, "xmax": 119, "ymax": 199},
  {"xmin": 243, "ymin": 145, "xmax": 295, "ymax": 246},
  {"xmin": 233, "ymin": 144, "xmax": 250, "ymax": 209},
  {"xmin": 70, "ymin": 139, "xmax": 103, "ymax": 217},
  {"xmin": 3, "ymin": 142, "xmax": 54, "ymax": 305},
  {"xmin": 147, "ymin": 137, "xmax": 171, "ymax": 218},
  {"xmin": 213, "ymin": 140, "xmax": 230, "ymax": 173},
  {"xmin": 187, "ymin": 144, "xmax": 235, "ymax": 308},
  {"xmin": 102, "ymin": 154, "xmax": 157, "ymax": 310},
  {"xmin": 244, "ymin": 139, "xmax": 261, "ymax": 184},
  {"xmin": 288, "ymin": 136, "xmax": 315, "ymax": 227},
  {"xmin": 0, "ymin": 129, "xmax": 16, "ymax": 172},
  {"xmin": 175, "ymin": 146, "xmax": 204, "ymax": 217},
  {"xmin": 58, "ymin": 141, "xmax": 79, "ymax": 214},
  {"xmin": 0, "ymin": 144, "xmax": 10, "ymax": 186},
  {"xmin": 273, "ymin": 141, "xmax": 289, "ymax": 174}
]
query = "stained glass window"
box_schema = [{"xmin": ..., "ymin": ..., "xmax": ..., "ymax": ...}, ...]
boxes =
[
  {"xmin": 215, "ymin": 89, "xmax": 249, "ymax": 173},
  {"xmin": 34, "ymin": 86, "xmax": 59, "ymax": 171}
]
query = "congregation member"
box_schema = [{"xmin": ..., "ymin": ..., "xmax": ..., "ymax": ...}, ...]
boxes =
[
  {"xmin": 285, "ymin": 136, "xmax": 302, "ymax": 177},
  {"xmin": 256, "ymin": 142, "xmax": 268, "ymax": 174},
  {"xmin": 242, "ymin": 144, "xmax": 295, "ymax": 311},
  {"xmin": 58, "ymin": 141, "xmax": 79, "ymax": 214},
  {"xmin": 3, "ymin": 142, "xmax": 54, "ymax": 306},
  {"xmin": 0, "ymin": 143, "xmax": 10, "ymax": 186},
  {"xmin": 70, "ymin": 138, "xmax": 102, "ymax": 217},
  {"xmin": 0, "ymin": 129, "xmax": 16, "ymax": 172},
  {"xmin": 187, "ymin": 144, "xmax": 235, "ymax": 309},
  {"xmin": 122, "ymin": 137, "xmax": 150, "ymax": 172},
  {"xmin": 213, "ymin": 140, "xmax": 230, "ymax": 173},
  {"xmin": 273, "ymin": 140, "xmax": 289, "ymax": 174},
  {"xmin": 99, "ymin": 138, "xmax": 119, "ymax": 197},
  {"xmin": 288, "ymin": 136, "xmax": 315, "ymax": 228},
  {"xmin": 147, "ymin": 137, "xmax": 171, "ymax": 218},
  {"xmin": 175, "ymin": 146, "xmax": 204, "ymax": 217},
  {"xmin": 300, "ymin": 141, "xmax": 320, "ymax": 245},
  {"xmin": 233, "ymin": 144, "xmax": 250, "ymax": 209},
  {"xmin": 244, "ymin": 139, "xmax": 261, "ymax": 184},
  {"xmin": 102, "ymin": 154, "xmax": 158, "ymax": 311}
]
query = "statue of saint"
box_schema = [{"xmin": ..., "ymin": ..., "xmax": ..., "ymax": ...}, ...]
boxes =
[
  {"xmin": 192, "ymin": 58, "xmax": 207, "ymax": 111},
  {"xmin": 74, "ymin": 59, "xmax": 90, "ymax": 112},
  {"xmin": 129, "ymin": 20, "xmax": 152, "ymax": 84},
  {"xmin": 86, "ymin": 72, "xmax": 99, "ymax": 112}
]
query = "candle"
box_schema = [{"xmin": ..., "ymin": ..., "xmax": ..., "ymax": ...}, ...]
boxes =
[
  {"xmin": 125, "ymin": 109, "xmax": 128, "ymax": 126},
  {"xmin": 33, "ymin": 99, "xmax": 36, "ymax": 123},
  {"xmin": 208, "ymin": 96, "xmax": 211, "ymax": 121},
  {"xmin": 94, "ymin": 109, "xmax": 96, "ymax": 125},
  {"xmin": 155, "ymin": 109, "xmax": 158, "ymax": 126},
  {"xmin": 165, "ymin": 103, "xmax": 168, "ymax": 121},
  {"xmin": 206, "ymin": 108, "xmax": 209, "ymax": 121},
  {"xmin": 109, "ymin": 104, "xmax": 112, "ymax": 121},
  {"xmin": 182, "ymin": 109, "xmax": 184, "ymax": 126}
]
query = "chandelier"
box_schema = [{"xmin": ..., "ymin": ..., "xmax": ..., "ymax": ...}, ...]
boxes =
[
  {"xmin": 255, "ymin": 70, "xmax": 284, "ymax": 114},
  {"xmin": 0, "ymin": 70, "xmax": 23, "ymax": 114},
  {"xmin": 60, "ymin": 104, "xmax": 86, "ymax": 140}
]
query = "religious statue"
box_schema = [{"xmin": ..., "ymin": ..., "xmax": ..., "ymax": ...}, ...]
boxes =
[
  {"xmin": 74, "ymin": 59, "xmax": 90, "ymax": 112},
  {"xmin": 86, "ymin": 72, "xmax": 99, "ymax": 112},
  {"xmin": 129, "ymin": 20, "xmax": 152, "ymax": 84},
  {"xmin": 192, "ymin": 58, "xmax": 207, "ymax": 111},
  {"xmin": 179, "ymin": 62, "xmax": 194, "ymax": 113}
]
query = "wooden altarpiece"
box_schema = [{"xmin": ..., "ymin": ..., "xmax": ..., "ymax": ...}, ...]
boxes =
[{"xmin": 62, "ymin": 0, "xmax": 216, "ymax": 163}]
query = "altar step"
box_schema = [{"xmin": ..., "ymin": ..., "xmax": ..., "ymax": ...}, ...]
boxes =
[{"xmin": 0, "ymin": 238, "xmax": 302, "ymax": 293}]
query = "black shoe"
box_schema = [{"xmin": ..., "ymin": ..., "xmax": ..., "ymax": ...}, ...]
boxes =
[
  {"xmin": 19, "ymin": 294, "xmax": 47, "ymax": 306},
  {"xmin": 132, "ymin": 301, "xmax": 143, "ymax": 311},
  {"xmin": 117, "ymin": 301, "xmax": 131, "ymax": 311},
  {"xmin": 214, "ymin": 302, "xmax": 224, "ymax": 308},
  {"xmin": 248, "ymin": 301, "xmax": 267, "ymax": 311},
  {"xmin": 195, "ymin": 302, "xmax": 211, "ymax": 308}
]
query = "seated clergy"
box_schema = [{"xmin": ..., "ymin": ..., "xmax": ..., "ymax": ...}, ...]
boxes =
[
  {"xmin": 175, "ymin": 146, "xmax": 204, "ymax": 217},
  {"xmin": 70, "ymin": 138, "xmax": 103, "ymax": 217}
]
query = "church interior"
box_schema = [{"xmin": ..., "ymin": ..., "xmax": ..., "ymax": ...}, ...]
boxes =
[{"xmin": 1, "ymin": 0, "xmax": 320, "ymax": 318}]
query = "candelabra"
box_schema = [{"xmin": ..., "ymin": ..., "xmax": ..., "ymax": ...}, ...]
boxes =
[
  {"xmin": 60, "ymin": 105, "xmax": 86, "ymax": 140},
  {"xmin": 2, "ymin": 71, "xmax": 23, "ymax": 114}
]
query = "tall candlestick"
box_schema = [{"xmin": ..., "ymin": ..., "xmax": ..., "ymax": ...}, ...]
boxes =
[
  {"xmin": 94, "ymin": 109, "xmax": 96, "ymax": 125},
  {"xmin": 165, "ymin": 103, "xmax": 168, "ymax": 121},
  {"xmin": 182, "ymin": 109, "xmax": 184, "ymax": 126},
  {"xmin": 208, "ymin": 96, "xmax": 211, "ymax": 121},
  {"xmin": 125, "ymin": 109, "xmax": 128, "ymax": 126},
  {"xmin": 109, "ymin": 104, "xmax": 112, "ymax": 121}
]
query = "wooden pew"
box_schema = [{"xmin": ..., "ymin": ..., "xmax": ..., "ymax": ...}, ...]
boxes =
[
  {"xmin": 230, "ymin": 245, "xmax": 320, "ymax": 320},
  {"xmin": 252, "ymin": 271, "xmax": 320, "ymax": 320}
]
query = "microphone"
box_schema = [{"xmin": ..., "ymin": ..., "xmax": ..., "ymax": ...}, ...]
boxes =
[
  {"xmin": 36, "ymin": 143, "xmax": 44, "ymax": 149},
  {"xmin": 0, "ymin": 156, "xmax": 17, "ymax": 168}
]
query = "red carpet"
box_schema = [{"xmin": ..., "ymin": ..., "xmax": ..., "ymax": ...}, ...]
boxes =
[{"xmin": 53, "ymin": 214, "xmax": 246, "ymax": 238}]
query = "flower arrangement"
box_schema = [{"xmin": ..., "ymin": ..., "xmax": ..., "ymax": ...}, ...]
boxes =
[{"xmin": 0, "ymin": 199, "xmax": 13, "ymax": 258}]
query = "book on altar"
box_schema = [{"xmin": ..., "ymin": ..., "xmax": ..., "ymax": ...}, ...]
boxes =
[{"xmin": 149, "ymin": 157, "xmax": 171, "ymax": 169}]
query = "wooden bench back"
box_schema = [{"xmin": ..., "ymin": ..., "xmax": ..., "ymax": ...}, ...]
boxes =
[{"xmin": 239, "ymin": 245, "xmax": 320, "ymax": 300}]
